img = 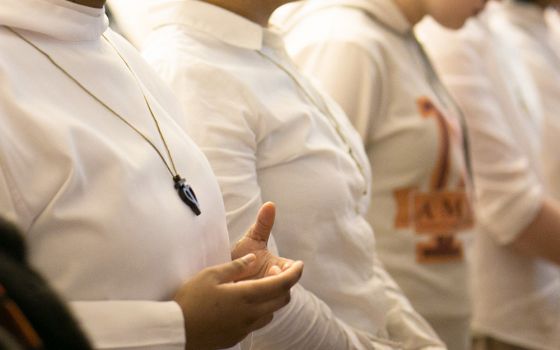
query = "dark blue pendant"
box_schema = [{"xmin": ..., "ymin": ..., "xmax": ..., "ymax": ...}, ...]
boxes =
[{"xmin": 174, "ymin": 175, "xmax": 201, "ymax": 216}]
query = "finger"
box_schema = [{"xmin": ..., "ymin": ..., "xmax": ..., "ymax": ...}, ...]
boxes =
[
  {"xmin": 211, "ymin": 254, "xmax": 256, "ymax": 283},
  {"xmin": 247, "ymin": 313, "xmax": 275, "ymax": 333},
  {"xmin": 266, "ymin": 265, "xmax": 282, "ymax": 276},
  {"xmin": 277, "ymin": 259, "xmax": 294, "ymax": 271},
  {"xmin": 245, "ymin": 290, "xmax": 292, "ymax": 332},
  {"xmin": 254, "ymin": 289, "xmax": 292, "ymax": 316},
  {"xmin": 246, "ymin": 202, "xmax": 276, "ymax": 243},
  {"xmin": 231, "ymin": 261, "xmax": 303, "ymax": 302}
]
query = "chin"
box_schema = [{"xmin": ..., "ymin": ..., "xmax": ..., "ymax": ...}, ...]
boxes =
[{"xmin": 438, "ymin": 18, "xmax": 468, "ymax": 30}]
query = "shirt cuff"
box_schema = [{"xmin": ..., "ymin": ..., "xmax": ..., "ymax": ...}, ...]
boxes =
[{"xmin": 70, "ymin": 300, "xmax": 185, "ymax": 350}]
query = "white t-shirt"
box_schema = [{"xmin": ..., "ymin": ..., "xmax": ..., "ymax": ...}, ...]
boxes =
[
  {"xmin": 141, "ymin": 1, "xmax": 444, "ymax": 349},
  {"xmin": 491, "ymin": 1, "xmax": 560, "ymax": 202},
  {"xmin": 417, "ymin": 8, "xmax": 560, "ymax": 350},
  {"xmin": 277, "ymin": 0, "xmax": 474, "ymax": 324},
  {"xmin": 0, "ymin": 0, "xmax": 233, "ymax": 349}
]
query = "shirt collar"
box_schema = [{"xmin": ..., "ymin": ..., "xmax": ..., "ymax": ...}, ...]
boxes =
[
  {"xmin": 499, "ymin": 0, "xmax": 547, "ymax": 36},
  {"xmin": 148, "ymin": 0, "xmax": 266, "ymax": 50},
  {"xmin": 292, "ymin": 0, "xmax": 411, "ymax": 35},
  {"xmin": 0, "ymin": 0, "xmax": 108, "ymax": 41}
]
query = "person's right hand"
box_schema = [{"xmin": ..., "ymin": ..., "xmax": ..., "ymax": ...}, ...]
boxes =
[{"xmin": 174, "ymin": 253, "xmax": 304, "ymax": 350}]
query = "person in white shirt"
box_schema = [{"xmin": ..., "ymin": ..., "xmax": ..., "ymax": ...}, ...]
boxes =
[
  {"xmin": 416, "ymin": 2, "xmax": 560, "ymax": 349},
  {"xmin": 275, "ymin": 1, "xmax": 485, "ymax": 349},
  {"xmin": 0, "ymin": 0, "xmax": 304, "ymax": 349},
  {"xmin": 137, "ymin": 0, "xmax": 445, "ymax": 349},
  {"xmin": 490, "ymin": 0, "xmax": 560, "ymax": 203}
]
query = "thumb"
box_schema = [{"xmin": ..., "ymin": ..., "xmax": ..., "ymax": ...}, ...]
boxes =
[
  {"xmin": 212, "ymin": 254, "xmax": 256, "ymax": 283},
  {"xmin": 246, "ymin": 202, "xmax": 276, "ymax": 243}
]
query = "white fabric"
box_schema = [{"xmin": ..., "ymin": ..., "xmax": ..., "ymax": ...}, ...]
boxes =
[
  {"xmin": 0, "ymin": 0, "xmax": 235, "ymax": 349},
  {"xmin": 417, "ymin": 7, "xmax": 560, "ymax": 350},
  {"xmin": 107, "ymin": 0, "xmax": 151, "ymax": 48},
  {"xmin": 141, "ymin": 1, "xmax": 444, "ymax": 349},
  {"xmin": 491, "ymin": 1, "xmax": 560, "ymax": 202},
  {"xmin": 546, "ymin": 8, "xmax": 560, "ymax": 55},
  {"xmin": 277, "ymin": 3, "xmax": 473, "ymax": 349}
]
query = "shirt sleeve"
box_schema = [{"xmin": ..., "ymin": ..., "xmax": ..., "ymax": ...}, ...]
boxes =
[
  {"xmin": 158, "ymin": 61, "xmax": 404, "ymax": 350},
  {"xmin": 519, "ymin": 36, "xmax": 560, "ymax": 200},
  {"xmin": 420, "ymin": 23, "xmax": 544, "ymax": 245},
  {"xmin": 288, "ymin": 40, "xmax": 385, "ymax": 143},
  {"xmin": 372, "ymin": 255, "xmax": 445, "ymax": 350},
  {"xmin": 71, "ymin": 301, "xmax": 185, "ymax": 350}
]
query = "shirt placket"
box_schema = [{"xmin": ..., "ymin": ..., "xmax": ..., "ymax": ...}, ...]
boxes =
[{"xmin": 257, "ymin": 46, "xmax": 369, "ymax": 198}]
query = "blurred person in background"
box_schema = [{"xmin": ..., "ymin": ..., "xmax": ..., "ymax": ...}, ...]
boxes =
[
  {"xmin": 275, "ymin": 1, "xmax": 486, "ymax": 349},
  {"xmin": 489, "ymin": 0, "xmax": 560, "ymax": 201},
  {"xmin": 416, "ymin": 1, "xmax": 560, "ymax": 349}
]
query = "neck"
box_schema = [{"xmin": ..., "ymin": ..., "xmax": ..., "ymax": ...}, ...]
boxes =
[
  {"xmin": 533, "ymin": 0, "xmax": 555, "ymax": 9},
  {"xmin": 392, "ymin": 0, "xmax": 425, "ymax": 26},
  {"xmin": 68, "ymin": 0, "xmax": 106, "ymax": 9},
  {"xmin": 202, "ymin": 0, "xmax": 286, "ymax": 27}
]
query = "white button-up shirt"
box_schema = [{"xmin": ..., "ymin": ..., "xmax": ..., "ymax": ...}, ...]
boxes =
[
  {"xmin": 0, "ymin": 0, "xmax": 233, "ymax": 349},
  {"xmin": 417, "ymin": 7, "xmax": 560, "ymax": 350},
  {"xmin": 141, "ymin": 1, "xmax": 443, "ymax": 349},
  {"xmin": 276, "ymin": 1, "xmax": 474, "ymax": 338}
]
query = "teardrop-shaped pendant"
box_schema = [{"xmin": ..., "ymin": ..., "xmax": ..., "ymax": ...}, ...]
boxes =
[{"xmin": 173, "ymin": 175, "xmax": 201, "ymax": 216}]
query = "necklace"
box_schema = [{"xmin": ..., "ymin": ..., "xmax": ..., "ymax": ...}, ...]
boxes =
[
  {"xmin": 256, "ymin": 49, "xmax": 368, "ymax": 195},
  {"xmin": 411, "ymin": 34, "xmax": 474, "ymax": 182},
  {"xmin": 9, "ymin": 28, "xmax": 202, "ymax": 216}
]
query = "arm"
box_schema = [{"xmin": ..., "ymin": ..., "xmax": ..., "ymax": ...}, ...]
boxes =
[
  {"xmin": 421, "ymin": 23, "xmax": 560, "ymax": 264},
  {"xmin": 507, "ymin": 35, "xmax": 560, "ymax": 265},
  {"xmin": 159, "ymin": 61, "xmax": 401, "ymax": 349},
  {"xmin": 288, "ymin": 40, "xmax": 384, "ymax": 143},
  {"xmin": 510, "ymin": 198, "xmax": 560, "ymax": 264}
]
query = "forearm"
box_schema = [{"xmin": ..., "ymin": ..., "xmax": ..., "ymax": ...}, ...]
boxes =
[
  {"xmin": 247, "ymin": 284, "xmax": 401, "ymax": 350},
  {"xmin": 372, "ymin": 257, "xmax": 445, "ymax": 350},
  {"xmin": 509, "ymin": 197, "xmax": 560, "ymax": 265}
]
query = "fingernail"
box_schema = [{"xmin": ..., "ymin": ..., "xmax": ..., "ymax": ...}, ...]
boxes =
[
  {"xmin": 293, "ymin": 261, "xmax": 304, "ymax": 269},
  {"xmin": 282, "ymin": 261, "xmax": 293, "ymax": 270}
]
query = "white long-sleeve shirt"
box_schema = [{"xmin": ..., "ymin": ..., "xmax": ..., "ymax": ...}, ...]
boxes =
[
  {"xmin": 0, "ymin": 0, "xmax": 234, "ymax": 349},
  {"xmin": 141, "ymin": 1, "xmax": 444, "ymax": 349},
  {"xmin": 417, "ymin": 8, "xmax": 560, "ymax": 350},
  {"xmin": 276, "ymin": 0, "xmax": 474, "ymax": 332},
  {"xmin": 490, "ymin": 1, "xmax": 560, "ymax": 202}
]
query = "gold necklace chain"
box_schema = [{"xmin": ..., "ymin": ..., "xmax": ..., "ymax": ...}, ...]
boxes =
[
  {"xmin": 9, "ymin": 28, "xmax": 202, "ymax": 215},
  {"xmin": 256, "ymin": 50, "xmax": 368, "ymax": 194},
  {"xmin": 8, "ymin": 27, "xmax": 178, "ymax": 178}
]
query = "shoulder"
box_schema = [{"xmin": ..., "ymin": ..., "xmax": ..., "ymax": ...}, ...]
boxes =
[
  {"xmin": 142, "ymin": 26, "xmax": 263, "ymax": 110},
  {"xmin": 281, "ymin": 5, "xmax": 391, "ymax": 63}
]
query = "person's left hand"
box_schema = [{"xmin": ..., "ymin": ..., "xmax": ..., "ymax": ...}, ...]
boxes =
[{"xmin": 231, "ymin": 202, "xmax": 296, "ymax": 280}]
